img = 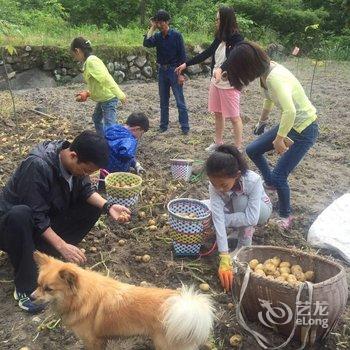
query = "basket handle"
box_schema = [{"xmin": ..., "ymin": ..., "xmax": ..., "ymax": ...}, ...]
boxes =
[
  {"xmin": 233, "ymin": 263, "xmax": 314, "ymax": 350},
  {"xmin": 100, "ymin": 169, "xmax": 110, "ymax": 177}
]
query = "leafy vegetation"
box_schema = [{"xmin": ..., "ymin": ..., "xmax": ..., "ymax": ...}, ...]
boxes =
[{"xmin": 0, "ymin": 0, "xmax": 349, "ymax": 60}]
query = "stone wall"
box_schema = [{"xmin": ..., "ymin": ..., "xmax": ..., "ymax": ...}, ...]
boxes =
[{"xmin": 0, "ymin": 45, "xmax": 211, "ymax": 86}]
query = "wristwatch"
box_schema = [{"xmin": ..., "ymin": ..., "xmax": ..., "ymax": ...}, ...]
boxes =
[{"xmin": 102, "ymin": 200, "xmax": 113, "ymax": 215}]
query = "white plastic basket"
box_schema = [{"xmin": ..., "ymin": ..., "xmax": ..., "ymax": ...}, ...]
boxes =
[{"xmin": 170, "ymin": 159, "xmax": 193, "ymax": 182}]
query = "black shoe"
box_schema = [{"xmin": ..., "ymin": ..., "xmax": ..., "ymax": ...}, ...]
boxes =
[
  {"xmin": 158, "ymin": 127, "xmax": 167, "ymax": 133},
  {"xmin": 14, "ymin": 289, "xmax": 46, "ymax": 314},
  {"xmin": 182, "ymin": 129, "xmax": 189, "ymax": 135}
]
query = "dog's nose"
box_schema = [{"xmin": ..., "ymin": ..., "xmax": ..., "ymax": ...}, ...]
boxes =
[{"xmin": 30, "ymin": 291, "xmax": 37, "ymax": 300}]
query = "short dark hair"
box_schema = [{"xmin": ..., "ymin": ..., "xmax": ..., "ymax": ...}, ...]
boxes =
[
  {"xmin": 70, "ymin": 37, "xmax": 93, "ymax": 58},
  {"xmin": 126, "ymin": 112, "xmax": 150, "ymax": 132},
  {"xmin": 226, "ymin": 41, "xmax": 270, "ymax": 90},
  {"xmin": 152, "ymin": 9, "xmax": 170, "ymax": 22},
  {"xmin": 205, "ymin": 144, "xmax": 248, "ymax": 178},
  {"xmin": 70, "ymin": 131, "xmax": 109, "ymax": 168},
  {"xmin": 217, "ymin": 6, "xmax": 239, "ymax": 42}
]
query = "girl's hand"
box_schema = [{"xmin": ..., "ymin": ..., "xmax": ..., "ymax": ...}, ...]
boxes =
[
  {"xmin": 75, "ymin": 91, "xmax": 90, "ymax": 102},
  {"xmin": 273, "ymin": 136, "xmax": 288, "ymax": 154},
  {"xmin": 175, "ymin": 63, "xmax": 186, "ymax": 75},
  {"xmin": 213, "ymin": 68, "xmax": 222, "ymax": 83}
]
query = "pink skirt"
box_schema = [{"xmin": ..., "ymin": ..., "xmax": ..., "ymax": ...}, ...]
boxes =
[{"xmin": 208, "ymin": 82, "xmax": 240, "ymax": 119}]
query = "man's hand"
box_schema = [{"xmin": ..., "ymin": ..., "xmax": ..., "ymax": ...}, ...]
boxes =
[
  {"xmin": 175, "ymin": 63, "xmax": 186, "ymax": 75},
  {"xmin": 254, "ymin": 120, "xmax": 267, "ymax": 135},
  {"xmin": 273, "ymin": 135, "xmax": 288, "ymax": 155},
  {"xmin": 177, "ymin": 74, "xmax": 186, "ymax": 86},
  {"xmin": 218, "ymin": 253, "xmax": 234, "ymax": 291},
  {"xmin": 108, "ymin": 204, "xmax": 131, "ymax": 223},
  {"xmin": 58, "ymin": 242, "xmax": 87, "ymax": 264},
  {"xmin": 75, "ymin": 91, "xmax": 90, "ymax": 102}
]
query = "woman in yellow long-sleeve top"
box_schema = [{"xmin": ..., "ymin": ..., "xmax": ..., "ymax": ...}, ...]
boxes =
[
  {"xmin": 224, "ymin": 41, "xmax": 319, "ymax": 230},
  {"xmin": 71, "ymin": 37, "xmax": 127, "ymax": 135}
]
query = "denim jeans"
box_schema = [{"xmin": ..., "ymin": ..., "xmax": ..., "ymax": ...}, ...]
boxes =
[
  {"xmin": 158, "ymin": 66, "xmax": 189, "ymax": 131},
  {"xmin": 92, "ymin": 98, "xmax": 118, "ymax": 135},
  {"xmin": 246, "ymin": 122, "xmax": 319, "ymax": 218}
]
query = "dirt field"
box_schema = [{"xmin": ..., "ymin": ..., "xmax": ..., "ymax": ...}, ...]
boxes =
[{"xmin": 0, "ymin": 58, "xmax": 349, "ymax": 350}]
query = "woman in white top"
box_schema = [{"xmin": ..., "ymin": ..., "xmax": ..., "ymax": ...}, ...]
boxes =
[{"xmin": 175, "ymin": 6, "xmax": 244, "ymax": 151}]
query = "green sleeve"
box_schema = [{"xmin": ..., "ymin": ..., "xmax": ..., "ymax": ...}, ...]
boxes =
[
  {"xmin": 268, "ymin": 77, "xmax": 296, "ymax": 137},
  {"xmin": 86, "ymin": 59, "xmax": 126, "ymax": 101}
]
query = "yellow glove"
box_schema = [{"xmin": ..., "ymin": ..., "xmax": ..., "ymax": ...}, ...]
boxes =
[{"xmin": 218, "ymin": 253, "xmax": 234, "ymax": 291}]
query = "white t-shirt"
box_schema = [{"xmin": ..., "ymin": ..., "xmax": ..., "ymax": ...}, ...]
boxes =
[{"xmin": 211, "ymin": 41, "xmax": 232, "ymax": 89}]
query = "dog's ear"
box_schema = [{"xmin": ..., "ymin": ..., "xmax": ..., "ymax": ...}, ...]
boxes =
[
  {"xmin": 33, "ymin": 251, "xmax": 51, "ymax": 266},
  {"xmin": 59, "ymin": 268, "xmax": 78, "ymax": 292}
]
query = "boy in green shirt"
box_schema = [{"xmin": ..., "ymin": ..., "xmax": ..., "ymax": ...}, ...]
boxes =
[{"xmin": 71, "ymin": 37, "xmax": 127, "ymax": 134}]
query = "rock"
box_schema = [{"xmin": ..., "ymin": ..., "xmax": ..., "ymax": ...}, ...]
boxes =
[
  {"xmin": 107, "ymin": 62, "xmax": 114, "ymax": 73},
  {"xmin": 0, "ymin": 68, "xmax": 57, "ymax": 91},
  {"xmin": 193, "ymin": 45, "xmax": 204, "ymax": 54},
  {"xmin": 135, "ymin": 73, "xmax": 141, "ymax": 79},
  {"xmin": 0, "ymin": 60, "xmax": 3, "ymax": 65},
  {"xmin": 202, "ymin": 64, "xmax": 210, "ymax": 74},
  {"xmin": 142, "ymin": 66, "xmax": 153, "ymax": 78},
  {"xmin": 204, "ymin": 57, "xmax": 211, "ymax": 65},
  {"xmin": 5, "ymin": 55, "xmax": 14, "ymax": 64},
  {"xmin": 113, "ymin": 70, "xmax": 125, "ymax": 83},
  {"xmin": 134, "ymin": 56, "xmax": 147, "ymax": 68},
  {"xmin": 42, "ymin": 60, "xmax": 56, "ymax": 71},
  {"xmin": 71, "ymin": 73, "xmax": 84, "ymax": 84},
  {"xmin": 126, "ymin": 55, "xmax": 136, "ymax": 62},
  {"xmin": 21, "ymin": 52, "xmax": 30, "ymax": 57},
  {"xmin": 186, "ymin": 64, "xmax": 202, "ymax": 75},
  {"xmin": 7, "ymin": 71, "xmax": 16, "ymax": 79},
  {"xmin": 54, "ymin": 73, "xmax": 61, "ymax": 82},
  {"xmin": 59, "ymin": 75, "xmax": 72, "ymax": 84},
  {"xmin": 61, "ymin": 67, "xmax": 67, "ymax": 76},
  {"xmin": 25, "ymin": 45, "xmax": 32, "ymax": 52},
  {"xmin": 130, "ymin": 66, "xmax": 140, "ymax": 75}
]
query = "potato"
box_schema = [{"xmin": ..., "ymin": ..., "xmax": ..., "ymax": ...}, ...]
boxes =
[
  {"xmin": 263, "ymin": 262, "xmax": 276, "ymax": 275},
  {"xmin": 276, "ymin": 276, "xmax": 288, "ymax": 283},
  {"xmin": 148, "ymin": 225, "xmax": 157, "ymax": 231},
  {"xmin": 273, "ymin": 270, "xmax": 281, "ymax": 278},
  {"xmin": 291, "ymin": 265, "xmax": 303, "ymax": 274},
  {"xmin": 89, "ymin": 246, "xmax": 97, "ymax": 253},
  {"xmin": 266, "ymin": 275, "xmax": 275, "ymax": 280},
  {"xmin": 227, "ymin": 302, "xmax": 235, "ymax": 310},
  {"xmin": 118, "ymin": 239, "xmax": 126, "ymax": 246},
  {"xmin": 264, "ymin": 258, "xmax": 274, "ymax": 265},
  {"xmin": 148, "ymin": 219, "xmax": 156, "ymax": 226},
  {"xmin": 294, "ymin": 271, "xmax": 306, "ymax": 282},
  {"xmin": 138, "ymin": 211, "xmax": 146, "ymax": 219},
  {"xmin": 279, "ymin": 267, "xmax": 291, "ymax": 274},
  {"xmin": 249, "ymin": 259, "xmax": 259, "ymax": 270},
  {"xmin": 142, "ymin": 254, "xmax": 151, "ymax": 263},
  {"xmin": 255, "ymin": 263, "xmax": 264, "ymax": 271},
  {"xmin": 188, "ymin": 213, "xmax": 197, "ymax": 218},
  {"xmin": 271, "ymin": 256, "xmax": 281, "ymax": 267},
  {"xmin": 120, "ymin": 181, "xmax": 126, "ymax": 187},
  {"xmin": 135, "ymin": 255, "xmax": 142, "ymax": 262},
  {"xmin": 229, "ymin": 334, "xmax": 242, "ymax": 347},
  {"xmin": 279, "ymin": 261, "xmax": 291, "ymax": 268},
  {"xmin": 199, "ymin": 283, "xmax": 210, "ymax": 292},
  {"xmin": 254, "ymin": 269, "xmax": 266, "ymax": 277},
  {"xmin": 287, "ymin": 275, "xmax": 298, "ymax": 285},
  {"xmin": 305, "ymin": 271, "xmax": 315, "ymax": 282},
  {"xmin": 281, "ymin": 272, "xmax": 290, "ymax": 279}
]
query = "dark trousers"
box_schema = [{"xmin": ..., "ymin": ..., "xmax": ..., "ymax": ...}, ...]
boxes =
[
  {"xmin": 0, "ymin": 202, "xmax": 100, "ymax": 293},
  {"xmin": 158, "ymin": 66, "xmax": 189, "ymax": 132}
]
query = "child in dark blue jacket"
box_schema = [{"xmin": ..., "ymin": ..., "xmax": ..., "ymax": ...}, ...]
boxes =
[{"xmin": 105, "ymin": 112, "xmax": 149, "ymax": 174}]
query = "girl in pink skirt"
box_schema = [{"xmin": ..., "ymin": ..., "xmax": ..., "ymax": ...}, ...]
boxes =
[{"xmin": 176, "ymin": 6, "xmax": 243, "ymax": 151}]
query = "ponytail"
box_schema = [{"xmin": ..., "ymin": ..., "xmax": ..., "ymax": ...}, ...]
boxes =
[
  {"xmin": 205, "ymin": 144, "xmax": 248, "ymax": 178},
  {"xmin": 70, "ymin": 37, "xmax": 93, "ymax": 58}
]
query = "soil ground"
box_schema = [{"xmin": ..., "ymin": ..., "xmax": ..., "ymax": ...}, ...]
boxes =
[{"xmin": 0, "ymin": 58, "xmax": 349, "ymax": 350}]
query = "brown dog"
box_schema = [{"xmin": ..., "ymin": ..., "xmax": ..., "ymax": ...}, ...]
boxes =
[{"xmin": 32, "ymin": 252, "xmax": 214, "ymax": 350}]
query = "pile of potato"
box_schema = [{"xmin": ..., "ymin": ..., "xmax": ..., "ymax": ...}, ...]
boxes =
[
  {"xmin": 113, "ymin": 181, "xmax": 131, "ymax": 188},
  {"xmin": 249, "ymin": 257, "xmax": 315, "ymax": 287},
  {"xmin": 176, "ymin": 212, "xmax": 197, "ymax": 219}
]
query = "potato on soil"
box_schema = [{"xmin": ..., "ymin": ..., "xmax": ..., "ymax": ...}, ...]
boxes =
[{"xmin": 199, "ymin": 283, "xmax": 210, "ymax": 292}]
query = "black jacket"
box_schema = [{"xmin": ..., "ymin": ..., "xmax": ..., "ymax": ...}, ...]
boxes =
[
  {"xmin": 186, "ymin": 32, "xmax": 244, "ymax": 75},
  {"xmin": 0, "ymin": 140, "xmax": 95, "ymax": 233}
]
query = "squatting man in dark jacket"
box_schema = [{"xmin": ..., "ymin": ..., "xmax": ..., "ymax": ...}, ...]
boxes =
[{"xmin": 0, "ymin": 131, "xmax": 130, "ymax": 313}]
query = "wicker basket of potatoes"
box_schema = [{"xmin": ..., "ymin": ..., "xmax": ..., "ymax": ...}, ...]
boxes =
[{"xmin": 233, "ymin": 246, "xmax": 348, "ymax": 348}]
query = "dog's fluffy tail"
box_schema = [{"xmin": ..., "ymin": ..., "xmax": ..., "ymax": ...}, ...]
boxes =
[{"xmin": 163, "ymin": 285, "xmax": 214, "ymax": 346}]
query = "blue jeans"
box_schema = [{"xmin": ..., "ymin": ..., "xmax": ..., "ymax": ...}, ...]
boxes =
[
  {"xmin": 246, "ymin": 122, "xmax": 319, "ymax": 217},
  {"xmin": 158, "ymin": 66, "xmax": 189, "ymax": 131},
  {"xmin": 92, "ymin": 98, "xmax": 118, "ymax": 135}
]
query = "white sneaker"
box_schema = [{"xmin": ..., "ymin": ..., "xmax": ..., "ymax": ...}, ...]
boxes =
[{"xmin": 205, "ymin": 143, "xmax": 219, "ymax": 153}]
